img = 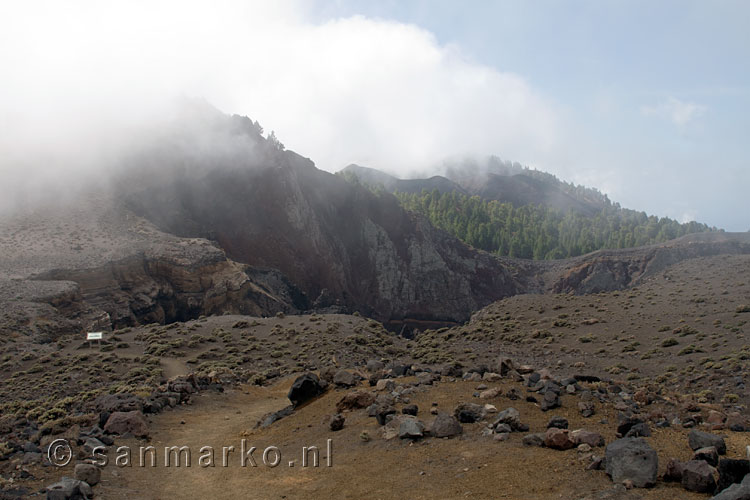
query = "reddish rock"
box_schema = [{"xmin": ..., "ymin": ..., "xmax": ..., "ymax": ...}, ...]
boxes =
[
  {"xmin": 336, "ymin": 390, "xmax": 376, "ymax": 412},
  {"xmin": 571, "ymin": 429, "xmax": 605, "ymax": 447},
  {"xmin": 545, "ymin": 428, "xmax": 575, "ymax": 450}
]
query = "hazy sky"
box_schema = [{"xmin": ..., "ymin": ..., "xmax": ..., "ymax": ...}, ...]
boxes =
[{"xmin": 1, "ymin": 1, "xmax": 747, "ymax": 230}]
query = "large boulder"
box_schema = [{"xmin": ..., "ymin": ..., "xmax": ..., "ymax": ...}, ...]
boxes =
[
  {"xmin": 287, "ymin": 373, "xmax": 326, "ymax": 408},
  {"xmin": 689, "ymin": 430, "xmax": 727, "ymax": 455},
  {"xmin": 428, "ymin": 413, "xmax": 463, "ymax": 438},
  {"xmin": 681, "ymin": 460, "xmax": 717, "ymax": 493},
  {"xmin": 605, "ymin": 438, "xmax": 658, "ymax": 488},
  {"xmin": 103, "ymin": 411, "xmax": 149, "ymax": 438}
]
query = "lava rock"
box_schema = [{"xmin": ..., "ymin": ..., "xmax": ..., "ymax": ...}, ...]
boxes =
[
  {"xmin": 287, "ymin": 373, "xmax": 326, "ymax": 408},
  {"xmin": 681, "ymin": 460, "xmax": 717, "ymax": 493},
  {"xmin": 329, "ymin": 413, "xmax": 345, "ymax": 431},
  {"xmin": 689, "ymin": 430, "xmax": 727, "ymax": 455},
  {"xmin": 428, "ymin": 413, "xmax": 463, "ymax": 438},
  {"xmin": 453, "ymin": 402, "xmax": 485, "ymax": 423},
  {"xmin": 605, "ymin": 438, "xmax": 658, "ymax": 488},
  {"xmin": 547, "ymin": 416, "xmax": 569, "ymax": 429},
  {"xmin": 73, "ymin": 463, "xmax": 100, "ymax": 486}
]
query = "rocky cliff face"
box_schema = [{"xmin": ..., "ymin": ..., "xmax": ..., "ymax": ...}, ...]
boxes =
[
  {"xmin": 121, "ymin": 108, "xmax": 521, "ymax": 325},
  {"xmin": 549, "ymin": 232, "xmax": 750, "ymax": 294}
]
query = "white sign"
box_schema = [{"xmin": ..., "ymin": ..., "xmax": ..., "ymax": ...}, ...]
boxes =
[{"xmin": 86, "ymin": 332, "xmax": 103, "ymax": 341}]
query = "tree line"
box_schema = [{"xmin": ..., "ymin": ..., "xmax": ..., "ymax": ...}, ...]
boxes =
[{"xmin": 394, "ymin": 189, "xmax": 714, "ymax": 260}]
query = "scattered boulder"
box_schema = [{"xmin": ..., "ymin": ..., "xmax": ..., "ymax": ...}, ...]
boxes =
[
  {"xmin": 579, "ymin": 401, "xmax": 596, "ymax": 418},
  {"xmin": 605, "ymin": 438, "xmax": 658, "ymax": 488},
  {"xmin": 479, "ymin": 387, "xmax": 502, "ymax": 399},
  {"xmin": 616, "ymin": 415, "xmax": 644, "ymax": 437},
  {"xmin": 336, "ymin": 390, "xmax": 376, "ymax": 412},
  {"xmin": 624, "ymin": 422, "xmax": 651, "ymax": 438},
  {"xmin": 103, "ymin": 411, "xmax": 149, "ymax": 438},
  {"xmin": 681, "ymin": 460, "xmax": 718, "ymax": 493},
  {"xmin": 689, "ymin": 430, "xmax": 727, "ymax": 455},
  {"xmin": 493, "ymin": 407, "xmax": 522, "ymax": 431},
  {"xmin": 93, "ymin": 393, "xmax": 143, "ymax": 413},
  {"xmin": 375, "ymin": 379, "xmax": 395, "ymax": 392},
  {"xmin": 454, "ymin": 402, "xmax": 485, "ymax": 423},
  {"xmin": 694, "ymin": 446, "xmax": 720, "ymax": 467},
  {"xmin": 366, "ymin": 359, "xmax": 385, "ymax": 373},
  {"xmin": 571, "ymin": 429, "xmax": 605, "ymax": 448},
  {"xmin": 46, "ymin": 477, "xmax": 93, "ymax": 500},
  {"xmin": 716, "ymin": 459, "xmax": 750, "ymax": 493},
  {"xmin": 74, "ymin": 463, "xmax": 100, "ymax": 486},
  {"xmin": 664, "ymin": 458, "xmax": 684, "ymax": 482},
  {"xmin": 287, "ymin": 373, "xmax": 326, "ymax": 408},
  {"xmin": 333, "ymin": 370, "xmax": 358, "ymax": 388},
  {"xmin": 258, "ymin": 405, "xmax": 294, "ymax": 428},
  {"xmin": 402, "ymin": 404, "xmax": 418, "ymax": 416},
  {"xmin": 522, "ymin": 433, "xmax": 546, "ymax": 447},
  {"xmin": 398, "ymin": 418, "xmax": 425, "ymax": 439},
  {"xmin": 710, "ymin": 477, "xmax": 750, "ymax": 500},
  {"xmin": 374, "ymin": 406, "xmax": 397, "ymax": 425},
  {"xmin": 545, "ymin": 428, "xmax": 575, "ymax": 450},
  {"xmin": 547, "ymin": 416, "xmax": 569, "ymax": 429},
  {"xmin": 429, "ymin": 413, "xmax": 463, "ymax": 438},
  {"xmin": 329, "ymin": 413, "xmax": 345, "ymax": 432},
  {"xmin": 541, "ymin": 391, "xmax": 561, "ymax": 411}
]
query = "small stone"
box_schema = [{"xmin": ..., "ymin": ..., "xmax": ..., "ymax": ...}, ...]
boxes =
[{"xmin": 329, "ymin": 413, "xmax": 345, "ymax": 431}]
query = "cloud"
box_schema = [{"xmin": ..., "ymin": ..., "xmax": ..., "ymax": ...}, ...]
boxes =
[
  {"xmin": 0, "ymin": 0, "xmax": 563, "ymax": 184},
  {"xmin": 640, "ymin": 96, "xmax": 707, "ymax": 127}
]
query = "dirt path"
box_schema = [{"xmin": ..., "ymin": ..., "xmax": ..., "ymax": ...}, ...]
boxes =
[
  {"xmin": 96, "ymin": 382, "xmax": 293, "ymax": 499},
  {"xmin": 90, "ymin": 377, "xmax": 732, "ymax": 500}
]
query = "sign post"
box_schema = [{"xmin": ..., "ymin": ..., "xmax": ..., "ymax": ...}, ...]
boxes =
[{"xmin": 86, "ymin": 332, "xmax": 103, "ymax": 349}]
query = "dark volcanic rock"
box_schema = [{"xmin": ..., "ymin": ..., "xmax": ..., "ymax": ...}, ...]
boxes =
[
  {"xmin": 329, "ymin": 413, "xmax": 345, "ymax": 432},
  {"xmin": 287, "ymin": 373, "xmax": 326, "ymax": 408},
  {"xmin": 689, "ymin": 429, "xmax": 727, "ymax": 455},
  {"xmin": 716, "ymin": 459, "xmax": 750, "ymax": 493},
  {"xmin": 453, "ymin": 402, "xmax": 485, "ymax": 423},
  {"xmin": 681, "ymin": 460, "xmax": 718, "ymax": 493},
  {"xmin": 605, "ymin": 438, "xmax": 658, "ymax": 488},
  {"xmin": 429, "ymin": 413, "xmax": 463, "ymax": 438}
]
